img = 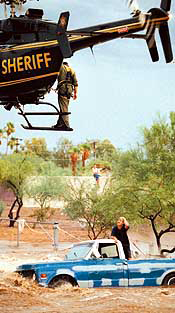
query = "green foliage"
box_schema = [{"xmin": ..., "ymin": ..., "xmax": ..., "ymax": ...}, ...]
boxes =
[
  {"xmin": 0, "ymin": 200, "xmax": 4, "ymax": 216},
  {"xmin": 63, "ymin": 179, "xmax": 118, "ymax": 239},
  {"xmin": 68, "ymin": 146, "xmax": 80, "ymax": 154},
  {"xmin": 0, "ymin": 154, "xmax": 38, "ymax": 198},
  {"xmin": 110, "ymin": 113, "xmax": 175, "ymax": 251},
  {"xmin": 23, "ymin": 138, "xmax": 50, "ymax": 160},
  {"xmin": 31, "ymin": 206, "xmax": 56, "ymax": 223},
  {"xmin": 141, "ymin": 113, "xmax": 175, "ymax": 182},
  {"xmin": 26, "ymin": 176, "xmax": 65, "ymax": 222},
  {"xmin": 79, "ymin": 143, "xmax": 91, "ymax": 151},
  {"xmin": 0, "ymin": 153, "xmax": 42, "ymax": 223},
  {"xmin": 53, "ymin": 137, "xmax": 73, "ymax": 168},
  {"xmin": 0, "ymin": 122, "xmax": 16, "ymax": 154},
  {"xmin": 37, "ymin": 160, "xmax": 72, "ymax": 176},
  {"xmin": 94, "ymin": 139, "xmax": 118, "ymax": 162}
]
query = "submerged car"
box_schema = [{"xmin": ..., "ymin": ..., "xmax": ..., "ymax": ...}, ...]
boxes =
[{"xmin": 16, "ymin": 239, "xmax": 175, "ymax": 288}]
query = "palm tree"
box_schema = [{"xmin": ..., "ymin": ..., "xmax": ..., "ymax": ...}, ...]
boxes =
[
  {"xmin": 4, "ymin": 122, "xmax": 15, "ymax": 154},
  {"xmin": 7, "ymin": 137, "xmax": 22, "ymax": 153},
  {"xmin": 68, "ymin": 146, "xmax": 80, "ymax": 176},
  {"xmin": 79, "ymin": 143, "xmax": 91, "ymax": 168},
  {"xmin": 0, "ymin": 129, "xmax": 3, "ymax": 147}
]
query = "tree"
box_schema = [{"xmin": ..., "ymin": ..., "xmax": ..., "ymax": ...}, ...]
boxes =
[
  {"xmin": 142, "ymin": 113, "xmax": 175, "ymax": 182},
  {"xmin": 7, "ymin": 137, "xmax": 23, "ymax": 153},
  {"xmin": 25, "ymin": 176, "xmax": 65, "ymax": 222},
  {"xmin": 110, "ymin": 113, "xmax": 175, "ymax": 252},
  {"xmin": 112, "ymin": 178, "xmax": 175, "ymax": 252},
  {"xmin": 0, "ymin": 122, "xmax": 16, "ymax": 154},
  {"xmin": 0, "ymin": 129, "xmax": 3, "ymax": 147},
  {"xmin": 95, "ymin": 139, "xmax": 117, "ymax": 162},
  {"xmin": 7, "ymin": 137, "xmax": 17, "ymax": 152},
  {"xmin": 38, "ymin": 159, "xmax": 72, "ymax": 176},
  {"xmin": 0, "ymin": 200, "xmax": 5, "ymax": 216},
  {"xmin": 52, "ymin": 137, "xmax": 73, "ymax": 168},
  {"xmin": 0, "ymin": 154, "xmax": 38, "ymax": 226},
  {"xmin": 23, "ymin": 138, "xmax": 50, "ymax": 160},
  {"xmin": 63, "ymin": 179, "xmax": 117, "ymax": 239},
  {"xmin": 140, "ymin": 114, "xmax": 175, "ymax": 251}
]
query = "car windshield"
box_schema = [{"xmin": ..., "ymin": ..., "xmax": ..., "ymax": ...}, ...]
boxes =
[{"xmin": 65, "ymin": 243, "xmax": 93, "ymax": 260}]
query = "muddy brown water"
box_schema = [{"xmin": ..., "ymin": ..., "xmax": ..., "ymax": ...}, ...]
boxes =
[{"xmin": 0, "ymin": 274, "xmax": 175, "ymax": 313}]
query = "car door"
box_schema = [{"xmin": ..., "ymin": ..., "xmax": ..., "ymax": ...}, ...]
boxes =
[
  {"xmin": 88, "ymin": 257, "xmax": 128, "ymax": 287},
  {"xmin": 127, "ymin": 259, "xmax": 175, "ymax": 287}
]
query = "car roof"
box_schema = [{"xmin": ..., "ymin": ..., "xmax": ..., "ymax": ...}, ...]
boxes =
[{"xmin": 73, "ymin": 239, "xmax": 115, "ymax": 246}]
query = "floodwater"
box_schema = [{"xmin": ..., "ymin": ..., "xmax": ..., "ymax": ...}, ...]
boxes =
[{"xmin": 0, "ymin": 274, "xmax": 175, "ymax": 313}]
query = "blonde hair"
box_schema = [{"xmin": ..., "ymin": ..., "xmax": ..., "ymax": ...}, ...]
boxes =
[{"xmin": 118, "ymin": 216, "xmax": 125, "ymax": 222}]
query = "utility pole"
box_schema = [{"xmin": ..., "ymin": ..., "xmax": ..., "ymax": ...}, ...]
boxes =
[
  {"xmin": 93, "ymin": 141, "xmax": 96, "ymax": 161},
  {"xmin": 14, "ymin": 137, "xmax": 23, "ymax": 153}
]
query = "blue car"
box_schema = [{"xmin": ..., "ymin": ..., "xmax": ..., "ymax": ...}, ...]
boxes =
[{"xmin": 16, "ymin": 239, "xmax": 175, "ymax": 288}]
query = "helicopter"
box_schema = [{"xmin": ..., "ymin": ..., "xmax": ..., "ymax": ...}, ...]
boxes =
[{"xmin": 0, "ymin": 0, "xmax": 174, "ymax": 131}]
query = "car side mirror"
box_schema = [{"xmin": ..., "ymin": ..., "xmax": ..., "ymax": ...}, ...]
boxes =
[
  {"xmin": 90, "ymin": 253, "xmax": 97, "ymax": 259},
  {"xmin": 101, "ymin": 253, "xmax": 108, "ymax": 258}
]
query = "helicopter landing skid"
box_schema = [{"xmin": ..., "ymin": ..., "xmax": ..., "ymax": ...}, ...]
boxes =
[
  {"xmin": 21, "ymin": 125, "xmax": 73, "ymax": 131},
  {"xmin": 18, "ymin": 101, "xmax": 72, "ymax": 131}
]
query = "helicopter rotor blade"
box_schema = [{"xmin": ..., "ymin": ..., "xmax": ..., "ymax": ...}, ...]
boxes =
[
  {"xmin": 128, "ymin": 0, "xmax": 171, "ymax": 12},
  {"xmin": 56, "ymin": 11, "xmax": 72, "ymax": 58},
  {"xmin": 146, "ymin": 23, "xmax": 159, "ymax": 62},
  {"xmin": 159, "ymin": 22, "xmax": 173, "ymax": 63},
  {"xmin": 127, "ymin": 0, "xmax": 139, "ymax": 10},
  {"xmin": 3, "ymin": 3, "xmax": 7, "ymax": 18},
  {"xmin": 126, "ymin": 0, "xmax": 140, "ymax": 14},
  {"xmin": 160, "ymin": 0, "xmax": 171, "ymax": 12},
  {"xmin": 159, "ymin": 0, "xmax": 173, "ymax": 63},
  {"xmin": 145, "ymin": 0, "xmax": 172, "ymax": 63}
]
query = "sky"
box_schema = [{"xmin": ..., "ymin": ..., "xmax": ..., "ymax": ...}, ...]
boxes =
[{"xmin": 0, "ymin": 0, "xmax": 175, "ymax": 151}]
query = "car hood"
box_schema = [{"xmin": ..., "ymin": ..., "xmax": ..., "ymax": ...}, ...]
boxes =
[{"xmin": 16, "ymin": 259, "xmax": 83, "ymax": 271}]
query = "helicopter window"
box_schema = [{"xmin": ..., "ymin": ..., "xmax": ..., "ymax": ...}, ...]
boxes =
[
  {"xmin": 0, "ymin": 19, "xmax": 56, "ymax": 44},
  {"xmin": 14, "ymin": 34, "xmax": 21, "ymax": 40},
  {"xmin": 17, "ymin": 33, "xmax": 38, "ymax": 43},
  {"xmin": 25, "ymin": 22, "xmax": 37, "ymax": 32},
  {"xmin": 38, "ymin": 32, "xmax": 54, "ymax": 41},
  {"xmin": 0, "ymin": 32, "xmax": 12, "ymax": 44}
]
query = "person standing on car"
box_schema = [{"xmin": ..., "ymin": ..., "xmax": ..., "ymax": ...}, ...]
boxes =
[{"xmin": 111, "ymin": 216, "xmax": 131, "ymax": 260}]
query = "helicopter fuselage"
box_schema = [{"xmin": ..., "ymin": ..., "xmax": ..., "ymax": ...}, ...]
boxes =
[
  {"xmin": 0, "ymin": 6, "xmax": 170, "ymax": 106},
  {"xmin": 0, "ymin": 13, "xmax": 146, "ymax": 105},
  {"xmin": 0, "ymin": 15, "xmax": 63, "ymax": 104}
]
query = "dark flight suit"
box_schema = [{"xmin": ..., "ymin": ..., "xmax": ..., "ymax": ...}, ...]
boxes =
[
  {"xmin": 111, "ymin": 225, "xmax": 131, "ymax": 260},
  {"xmin": 56, "ymin": 63, "xmax": 78, "ymax": 128}
]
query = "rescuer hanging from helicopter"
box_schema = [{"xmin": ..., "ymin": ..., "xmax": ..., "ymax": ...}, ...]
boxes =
[{"xmin": 52, "ymin": 61, "xmax": 78, "ymax": 130}]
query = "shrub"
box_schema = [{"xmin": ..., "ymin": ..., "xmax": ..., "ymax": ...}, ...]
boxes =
[{"xmin": 0, "ymin": 200, "xmax": 5, "ymax": 216}]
